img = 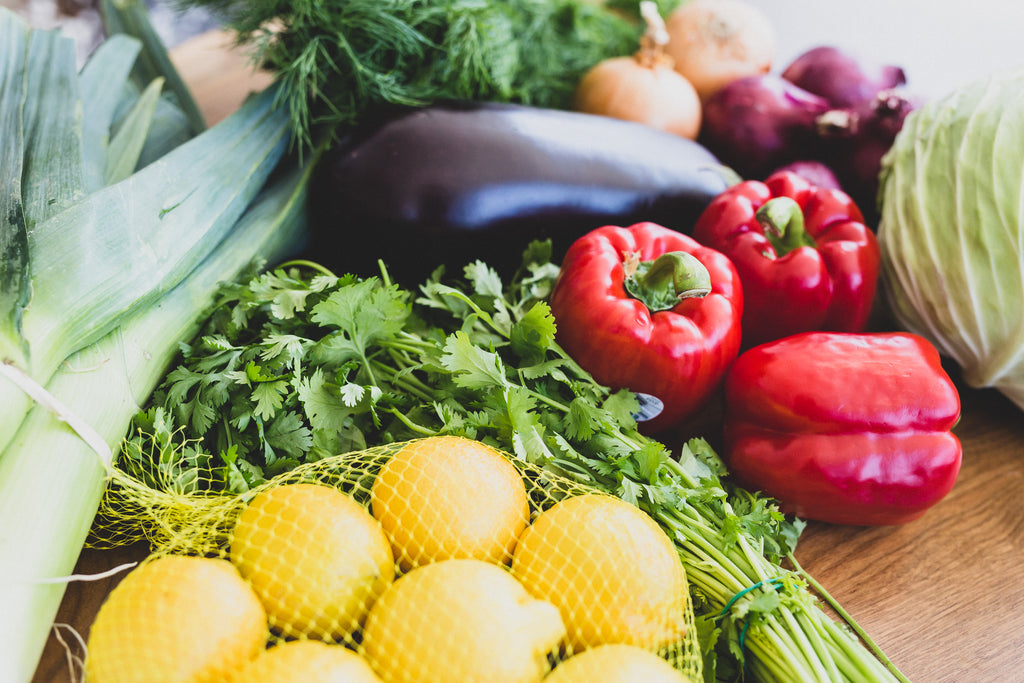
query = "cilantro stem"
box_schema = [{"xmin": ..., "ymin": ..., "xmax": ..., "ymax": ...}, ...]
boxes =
[
  {"xmin": 652, "ymin": 489, "xmax": 872, "ymax": 682},
  {"xmin": 788, "ymin": 552, "xmax": 911, "ymax": 683},
  {"xmin": 727, "ymin": 525, "xmax": 838, "ymax": 680},
  {"xmin": 790, "ymin": 609, "xmax": 842, "ymax": 680},
  {"xmin": 383, "ymin": 407, "xmax": 438, "ymax": 437},
  {"xmin": 392, "ymin": 331, "xmax": 439, "ymax": 354},
  {"xmin": 747, "ymin": 617, "xmax": 819, "ymax": 682},
  {"xmin": 523, "ymin": 386, "xmax": 572, "ymax": 415},
  {"xmin": 276, "ymin": 259, "xmax": 337, "ymax": 278}
]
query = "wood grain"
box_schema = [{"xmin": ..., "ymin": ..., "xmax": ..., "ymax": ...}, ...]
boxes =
[
  {"xmin": 165, "ymin": 29, "xmax": 274, "ymax": 127},
  {"xmin": 796, "ymin": 380, "xmax": 1024, "ymax": 683},
  {"xmin": 29, "ymin": 31, "xmax": 1024, "ymax": 683}
]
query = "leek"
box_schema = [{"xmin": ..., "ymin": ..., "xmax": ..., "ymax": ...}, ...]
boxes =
[
  {"xmin": 98, "ymin": 0, "xmax": 207, "ymax": 135},
  {"xmin": 21, "ymin": 27, "xmax": 85, "ymax": 220},
  {"xmin": 104, "ymin": 76, "xmax": 165, "ymax": 184},
  {"xmin": 78, "ymin": 34, "xmax": 144, "ymax": 190},
  {"xmin": 0, "ymin": 155, "xmax": 315, "ymax": 683},
  {"xmin": 0, "ymin": 12, "xmax": 31, "ymax": 376},
  {"xmin": 0, "ymin": 9, "xmax": 315, "ymax": 680},
  {"xmin": 0, "ymin": 14, "xmax": 291, "ymax": 456}
]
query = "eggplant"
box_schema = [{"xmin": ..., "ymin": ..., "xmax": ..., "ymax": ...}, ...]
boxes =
[{"xmin": 309, "ymin": 101, "xmax": 731, "ymax": 283}]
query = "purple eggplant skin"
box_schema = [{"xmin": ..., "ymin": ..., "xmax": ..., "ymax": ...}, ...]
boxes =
[
  {"xmin": 699, "ymin": 74, "xmax": 831, "ymax": 180},
  {"xmin": 781, "ymin": 45, "xmax": 907, "ymax": 109},
  {"xmin": 309, "ymin": 101, "xmax": 731, "ymax": 284}
]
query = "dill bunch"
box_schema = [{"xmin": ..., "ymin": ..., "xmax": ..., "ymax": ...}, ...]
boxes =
[{"xmin": 174, "ymin": 0, "xmax": 668, "ymax": 147}]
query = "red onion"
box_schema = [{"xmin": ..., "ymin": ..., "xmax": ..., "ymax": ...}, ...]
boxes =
[
  {"xmin": 699, "ymin": 74, "xmax": 831, "ymax": 178},
  {"xmin": 781, "ymin": 45, "xmax": 907, "ymax": 109},
  {"xmin": 817, "ymin": 88, "xmax": 922, "ymax": 221}
]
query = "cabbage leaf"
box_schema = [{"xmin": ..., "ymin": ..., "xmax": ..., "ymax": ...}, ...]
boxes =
[{"xmin": 878, "ymin": 67, "xmax": 1024, "ymax": 410}]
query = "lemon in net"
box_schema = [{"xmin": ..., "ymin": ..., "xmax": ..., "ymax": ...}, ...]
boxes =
[
  {"xmin": 360, "ymin": 558, "xmax": 565, "ymax": 683},
  {"xmin": 545, "ymin": 644, "xmax": 695, "ymax": 682},
  {"xmin": 511, "ymin": 493, "xmax": 689, "ymax": 652},
  {"xmin": 229, "ymin": 482, "xmax": 394, "ymax": 641},
  {"xmin": 85, "ymin": 555, "xmax": 267, "ymax": 683},
  {"xmin": 231, "ymin": 640, "xmax": 382, "ymax": 682},
  {"xmin": 369, "ymin": 435, "xmax": 531, "ymax": 570}
]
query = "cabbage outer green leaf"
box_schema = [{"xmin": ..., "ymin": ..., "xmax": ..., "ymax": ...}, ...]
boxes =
[{"xmin": 878, "ymin": 68, "xmax": 1024, "ymax": 410}]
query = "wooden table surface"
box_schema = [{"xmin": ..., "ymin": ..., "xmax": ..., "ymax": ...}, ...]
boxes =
[{"xmin": 31, "ymin": 31, "xmax": 1024, "ymax": 683}]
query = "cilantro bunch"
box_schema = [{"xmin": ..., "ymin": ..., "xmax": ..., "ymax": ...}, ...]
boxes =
[
  {"xmin": 127, "ymin": 243, "xmax": 646, "ymax": 491},
  {"xmin": 121, "ymin": 244, "xmax": 904, "ymax": 683}
]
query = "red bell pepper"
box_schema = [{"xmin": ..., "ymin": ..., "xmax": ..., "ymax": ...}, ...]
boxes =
[
  {"xmin": 549, "ymin": 222, "xmax": 743, "ymax": 433},
  {"xmin": 723, "ymin": 331, "xmax": 962, "ymax": 526},
  {"xmin": 692, "ymin": 170, "xmax": 880, "ymax": 347}
]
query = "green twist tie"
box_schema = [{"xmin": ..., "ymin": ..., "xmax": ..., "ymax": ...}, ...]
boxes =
[{"xmin": 716, "ymin": 576, "xmax": 787, "ymax": 663}]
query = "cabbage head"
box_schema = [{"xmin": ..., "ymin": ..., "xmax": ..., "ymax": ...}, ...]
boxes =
[{"xmin": 878, "ymin": 68, "xmax": 1024, "ymax": 411}]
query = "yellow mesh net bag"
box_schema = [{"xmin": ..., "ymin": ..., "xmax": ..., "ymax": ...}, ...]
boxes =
[{"xmin": 86, "ymin": 435, "xmax": 702, "ymax": 683}]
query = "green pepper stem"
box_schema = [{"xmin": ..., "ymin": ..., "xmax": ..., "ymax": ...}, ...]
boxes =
[
  {"xmin": 756, "ymin": 196, "xmax": 817, "ymax": 256},
  {"xmin": 623, "ymin": 250, "xmax": 711, "ymax": 313}
]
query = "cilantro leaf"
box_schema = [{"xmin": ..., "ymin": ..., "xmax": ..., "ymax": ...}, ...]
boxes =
[
  {"xmin": 510, "ymin": 300, "xmax": 556, "ymax": 361},
  {"xmin": 311, "ymin": 278, "xmax": 410, "ymax": 366},
  {"xmin": 250, "ymin": 379, "xmax": 289, "ymax": 421},
  {"xmin": 296, "ymin": 368, "xmax": 354, "ymax": 435},
  {"xmin": 260, "ymin": 333, "xmax": 308, "ymax": 367},
  {"xmin": 602, "ymin": 389, "xmax": 640, "ymax": 428},
  {"xmin": 564, "ymin": 396, "xmax": 607, "ymax": 441},
  {"xmin": 440, "ymin": 331, "xmax": 509, "ymax": 390},
  {"xmin": 464, "ymin": 260, "xmax": 504, "ymax": 299},
  {"xmin": 265, "ymin": 410, "xmax": 314, "ymax": 458}
]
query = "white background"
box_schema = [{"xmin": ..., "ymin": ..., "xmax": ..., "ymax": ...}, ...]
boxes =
[{"xmin": 744, "ymin": 0, "xmax": 1024, "ymax": 101}]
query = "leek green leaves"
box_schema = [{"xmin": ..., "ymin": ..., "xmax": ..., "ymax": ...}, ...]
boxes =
[{"xmin": 0, "ymin": 27, "xmax": 290, "ymax": 457}]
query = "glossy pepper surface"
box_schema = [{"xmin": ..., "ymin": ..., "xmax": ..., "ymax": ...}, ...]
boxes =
[
  {"xmin": 550, "ymin": 222, "xmax": 743, "ymax": 433},
  {"xmin": 723, "ymin": 332, "xmax": 962, "ymax": 526},
  {"xmin": 692, "ymin": 170, "xmax": 880, "ymax": 347}
]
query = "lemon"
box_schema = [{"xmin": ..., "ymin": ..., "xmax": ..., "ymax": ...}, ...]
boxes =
[
  {"xmin": 511, "ymin": 493, "xmax": 688, "ymax": 652},
  {"xmin": 361, "ymin": 558, "xmax": 566, "ymax": 683},
  {"xmin": 232, "ymin": 640, "xmax": 382, "ymax": 683},
  {"xmin": 229, "ymin": 482, "xmax": 394, "ymax": 641},
  {"xmin": 85, "ymin": 555, "xmax": 267, "ymax": 683},
  {"xmin": 545, "ymin": 644, "xmax": 694, "ymax": 682},
  {"xmin": 370, "ymin": 435, "xmax": 530, "ymax": 570}
]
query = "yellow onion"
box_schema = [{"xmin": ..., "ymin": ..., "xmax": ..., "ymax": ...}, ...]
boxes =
[
  {"xmin": 574, "ymin": 1, "xmax": 702, "ymax": 140},
  {"xmin": 664, "ymin": 0, "xmax": 775, "ymax": 101}
]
